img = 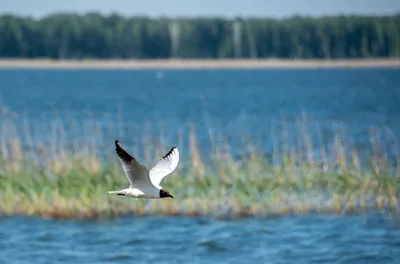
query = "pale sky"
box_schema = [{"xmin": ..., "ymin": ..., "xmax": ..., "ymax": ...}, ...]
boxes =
[{"xmin": 1, "ymin": 0, "xmax": 399, "ymax": 18}]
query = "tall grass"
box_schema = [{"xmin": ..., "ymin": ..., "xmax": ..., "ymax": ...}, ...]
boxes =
[{"xmin": 0, "ymin": 106, "xmax": 399, "ymax": 219}]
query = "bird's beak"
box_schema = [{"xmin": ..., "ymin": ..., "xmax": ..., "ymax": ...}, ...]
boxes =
[{"xmin": 167, "ymin": 193, "xmax": 174, "ymax": 199}]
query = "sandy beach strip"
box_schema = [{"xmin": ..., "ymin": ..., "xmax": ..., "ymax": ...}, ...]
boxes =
[{"xmin": 0, "ymin": 58, "xmax": 399, "ymax": 69}]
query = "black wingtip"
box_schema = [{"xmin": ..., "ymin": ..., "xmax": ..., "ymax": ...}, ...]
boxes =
[
  {"xmin": 114, "ymin": 140, "xmax": 134, "ymax": 162},
  {"xmin": 162, "ymin": 146, "xmax": 177, "ymax": 159}
]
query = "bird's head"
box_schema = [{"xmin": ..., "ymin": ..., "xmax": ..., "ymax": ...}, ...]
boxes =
[{"xmin": 159, "ymin": 189, "xmax": 174, "ymax": 199}]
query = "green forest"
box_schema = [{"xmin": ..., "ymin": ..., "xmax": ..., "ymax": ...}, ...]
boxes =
[{"xmin": 0, "ymin": 13, "xmax": 399, "ymax": 59}]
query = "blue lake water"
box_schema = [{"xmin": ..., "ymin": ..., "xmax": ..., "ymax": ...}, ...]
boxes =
[
  {"xmin": 0, "ymin": 67, "xmax": 400, "ymax": 263},
  {"xmin": 1, "ymin": 213, "xmax": 400, "ymax": 263},
  {"xmin": 0, "ymin": 68, "xmax": 399, "ymax": 162}
]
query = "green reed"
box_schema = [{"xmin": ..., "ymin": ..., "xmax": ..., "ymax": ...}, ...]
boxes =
[{"xmin": 0, "ymin": 106, "xmax": 399, "ymax": 219}]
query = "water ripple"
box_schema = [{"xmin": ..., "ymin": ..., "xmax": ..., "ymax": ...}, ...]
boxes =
[{"xmin": 0, "ymin": 213, "xmax": 399, "ymax": 263}]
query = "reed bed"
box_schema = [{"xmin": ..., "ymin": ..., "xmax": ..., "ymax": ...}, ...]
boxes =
[{"xmin": 0, "ymin": 107, "xmax": 399, "ymax": 220}]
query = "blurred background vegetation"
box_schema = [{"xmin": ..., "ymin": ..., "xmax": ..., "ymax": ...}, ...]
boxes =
[{"xmin": 0, "ymin": 12, "xmax": 399, "ymax": 59}]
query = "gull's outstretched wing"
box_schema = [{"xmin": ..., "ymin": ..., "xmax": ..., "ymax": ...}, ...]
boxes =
[
  {"xmin": 149, "ymin": 147, "xmax": 180, "ymax": 187},
  {"xmin": 115, "ymin": 140, "xmax": 151, "ymax": 187}
]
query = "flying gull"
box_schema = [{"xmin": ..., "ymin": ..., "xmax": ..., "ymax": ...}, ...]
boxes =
[{"xmin": 108, "ymin": 140, "xmax": 179, "ymax": 199}]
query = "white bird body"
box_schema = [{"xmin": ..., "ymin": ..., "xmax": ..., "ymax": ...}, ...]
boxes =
[
  {"xmin": 108, "ymin": 140, "xmax": 179, "ymax": 199},
  {"xmin": 108, "ymin": 186, "xmax": 158, "ymax": 198}
]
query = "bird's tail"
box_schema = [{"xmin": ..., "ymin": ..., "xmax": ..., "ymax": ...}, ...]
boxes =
[{"xmin": 108, "ymin": 190, "xmax": 126, "ymax": 196}]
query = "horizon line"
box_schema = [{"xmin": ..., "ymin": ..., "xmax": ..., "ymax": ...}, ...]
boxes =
[{"xmin": 1, "ymin": 10, "xmax": 399, "ymax": 20}]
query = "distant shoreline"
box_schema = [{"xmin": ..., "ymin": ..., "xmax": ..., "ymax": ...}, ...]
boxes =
[{"xmin": 0, "ymin": 58, "xmax": 399, "ymax": 69}]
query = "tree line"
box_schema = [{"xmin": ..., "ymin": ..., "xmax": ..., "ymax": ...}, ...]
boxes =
[{"xmin": 0, "ymin": 13, "xmax": 399, "ymax": 59}]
